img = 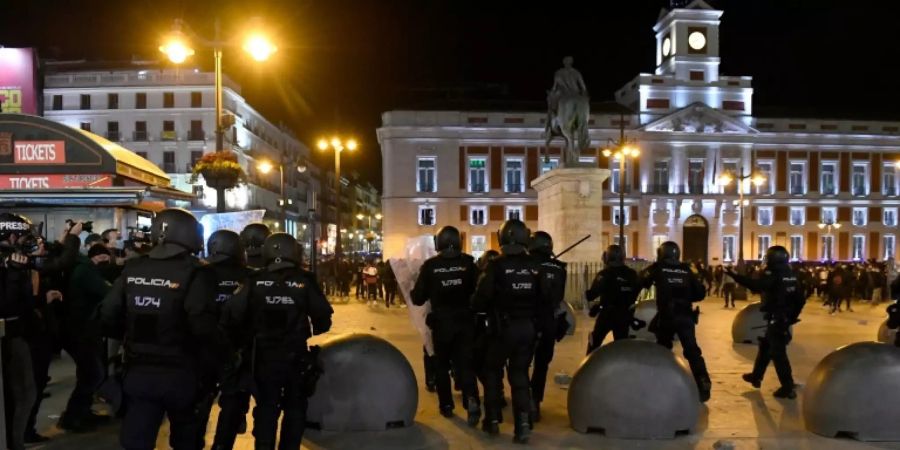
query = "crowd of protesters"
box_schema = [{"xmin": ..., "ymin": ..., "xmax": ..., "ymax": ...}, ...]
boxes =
[{"xmin": 317, "ymin": 256, "xmax": 400, "ymax": 307}]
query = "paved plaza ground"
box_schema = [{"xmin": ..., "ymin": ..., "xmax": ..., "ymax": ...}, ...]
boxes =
[{"xmin": 28, "ymin": 293, "xmax": 900, "ymax": 449}]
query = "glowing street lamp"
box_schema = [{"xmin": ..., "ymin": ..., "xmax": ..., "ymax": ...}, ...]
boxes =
[
  {"xmin": 717, "ymin": 166, "xmax": 767, "ymax": 266},
  {"xmin": 602, "ymin": 140, "xmax": 640, "ymax": 249},
  {"xmin": 318, "ymin": 136, "xmax": 359, "ymax": 260}
]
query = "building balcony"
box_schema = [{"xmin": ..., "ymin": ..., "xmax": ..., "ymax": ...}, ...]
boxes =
[
  {"xmin": 133, "ymin": 130, "xmax": 148, "ymax": 141},
  {"xmin": 884, "ymin": 187, "xmax": 897, "ymax": 196},
  {"xmin": 649, "ymin": 184, "xmax": 669, "ymax": 194},
  {"xmin": 105, "ymin": 131, "xmax": 121, "ymax": 141},
  {"xmin": 468, "ymin": 183, "xmax": 487, "ymax": 193},
  {"xmin": 505, "ymin": 183, "xmax": 525, "ymax": 193},
  {"xmin": 161, "ymin": 131, "xmax": 177, "ymax": 141},
  {"xmin": 417, "ymin": 183, "xmax": 436, "ymax": 193},
  {"xmin": 163, "ymin": 162, "xmax": 176, "ymax": 173}
]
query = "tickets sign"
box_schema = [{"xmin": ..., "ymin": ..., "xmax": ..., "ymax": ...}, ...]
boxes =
[
  {"xmin": 13, "ymin": 141, "xmax": 66, "ymax": 164},
  {"xmin": 0, "ymin": 174, "xmax": 111, "ymax": 189}
]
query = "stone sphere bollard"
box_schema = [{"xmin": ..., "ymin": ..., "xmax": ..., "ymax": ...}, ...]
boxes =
[
  {"xmin": 877, "ymin": 319, "xmax": 897, "ymax": 345},
  {"xmin": 803, "ymin": 342, "xmax": 900, "ymax": 441},
  {"xmin": 306, "ymin": 333, "xmax": 418, "ymax": 431},
  {"xmin": 568, "ymin": 339, "xmax": 700, "ymax": 439}
]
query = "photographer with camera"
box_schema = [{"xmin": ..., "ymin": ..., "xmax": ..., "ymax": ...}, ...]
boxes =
[{"xmin": 0, "ymin": 212, "xmax": 40, "ymax": 450}]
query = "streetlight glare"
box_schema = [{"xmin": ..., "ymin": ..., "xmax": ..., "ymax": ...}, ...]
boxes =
[
  {"xmin": 717, "ymin": 173, "xmax": 734, "ymax": 186},
  {"xmin": 629, "ymin": 148, "xmax": 640, "ymax": 158},
  {"xmin": 347, "ymin": 139, "xmax": 358, "ymax": 151},
  {"xmin": 601, "ymin": 149, "xmax": 612, "ymax": 157},
  {"xmin": 258, "ymin": 161, "xmax": 274, "ymax": 174},
  {"xmin": 356, "ymin": 213, "xmax": 365, "ymax": 220},
  {"xmin": 751, "ymin": 175, "xmax": 766, "ymax": 186},
  {"xmin": 317, "ymin": 139, "xmax": 329, "ymax": 150},
  {"xmin": 330, "ymin": 137, "xmax": 341, "ymax": 148},
  {"xmin": 833, "ymin": 223, "xmax": 842, "ymax": 229},
  {"xmin": 375, "ymin": 213, "xmax": 383, "ymax": 220},
  {"xmin": 243, "ymin": 34, "xmax": 277, "ymax": 61},
  {"xmin": 159, "ymin": 39, "xmax": 194, "ymax": 64}
]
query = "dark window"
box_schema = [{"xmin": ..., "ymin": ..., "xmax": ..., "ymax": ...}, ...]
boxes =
[
  {"xmin": 80, "ymin": 94, "xmax": 91, "ymax": 110},
  {"xmin": 163, "ymin": 92, "xmax": 174, "ymax": 108},
  {"xmin": 190, "ymin": 151, "xmax": 203, "ymax": 169},
  {"xmin": 51, "ymin": 95, "xmax": 63, "ymax": 110},
  {"xmin": 690, "ymin": 70, "xmax": 704, "ymax": 81},
  {"xmin": 163, "ymin": 121, "xmax": 175, "ymax": 131},
  {"xmin": 135, "ymin": 151, "xmax": 148, "ymax": 160},
  {"xmin": 162, "ymin": 121, "xmax": 176, "ymax": 141},
  {"xmin": 133, "ymin": 121, "xmax": 147, "ymax": 141},
  {"xmin": 646, "ymin": 98, "xmax": 670, "ymax": 109},
  {"xmin": 189, "ymin": 120, "xmax": 204, "ymax": 140},
  {"xmin": 107, "ymin": 121, "xmax": 120, "ymax": 141},
  {"xmin": 190, "ymin": 92, "xmax": 202, "ymax": 108},
  {"xmin": 80, "ymin": 122, "xmax": 91, "ymax": 132},
  {"xmin": 135, "ymin": 93, "xmax": 147, "ymax": 109},
  {"xmin": 163, "ymin": 151, "xmax": 175, "ymax": 172},
  {"xmin": 108, "ymin": 93, "xmax": 119, "ymax": 109},
  {"xmin": 722, "ymin": 101, "xmax": 745, "ymax": 111}
]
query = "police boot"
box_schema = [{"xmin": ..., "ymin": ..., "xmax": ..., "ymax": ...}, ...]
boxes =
[
  {"xmin": 742, "ymin": 373, "xmax": 761, "ymax": 389},
  {"xmin": 481, "ymin": 418, "xmax": 499, "ymax": 435},
  {"xmin": 697, "ymin": 377, "xmax": 712, "ymax": 403},
  {"xmin": 513, "ymin": 412, "xmax": 531, "ymax": 444},
  {"xmin": 773, "ymin": 385, "xmax": 797, "ymax": 399},
  {"xmin": 466, "ymin": 397, "xmax": 482, "ymax": 427}
]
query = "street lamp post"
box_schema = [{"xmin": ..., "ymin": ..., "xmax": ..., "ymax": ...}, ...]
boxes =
[
  {"xmin": 717, "ymin": 165, "xmax": 766, "ymax": 267},
  {"xmin": 160, "ymin": 18, "xmax": 276, "ymax": 212},
  {"xmin": 258, "ymin": 159, "xmax": 307, "ymax": 233},
  {"xmin": 602, "ymin": 140, "xmax": 640, "ymax": 252},
  {"xmin": 318, "ymin": 137, "xmax": 358, "ymax": 261},
  {"xmin": 356, "ymin": 212, "xmax": 382, "ymax": 253}
]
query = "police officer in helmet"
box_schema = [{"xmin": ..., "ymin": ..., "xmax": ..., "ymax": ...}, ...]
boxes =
[
  {"xmin": 200, "ymin": 230, "xmax": 255, "ymax": 449},
  {"xmin": 472, "ymin": 219, "xmax": 546, "ymax": 444},
  {"xmin": 640, "ymin": 241, "xmax": 712, "ymax": 402},
  {"xmin": 585, "ymin": 244, "xmax": 640, "ymax": 354},
  {"xmin": 727, "ymin": 245, "xmax": 806, "ymax": 399},
  {"xmin": 240, "ymin": 223, "xmax": 271, "ymax": 270},
  {"xmin": 221, "ymin": 232, "xmax": 333, "ymax": 450},
  {"xmin": 526, "ymin": 231, "xmax": 567, "ymax": 423},
  {"xmin": 99, "ymin": 207, "xmax": 228, "ymax": 450},
  {"xmin": 412, "ymin": 226, "xmax": 481, "ymax": 425}
]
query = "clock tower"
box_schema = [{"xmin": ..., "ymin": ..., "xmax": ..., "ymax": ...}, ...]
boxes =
[{"xmin": 655, "ymin": 0, "xmax": 722, "ymax": 83}]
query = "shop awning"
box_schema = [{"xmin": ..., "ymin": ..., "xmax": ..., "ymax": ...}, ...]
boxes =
[{"xmin": 0, "ymin": 186, "xmax": 193, "ymax": 211}]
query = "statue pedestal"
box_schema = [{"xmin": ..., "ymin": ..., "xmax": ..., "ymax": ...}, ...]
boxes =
[{"xmin": 531, "ymin": 167, "xmax": 610, "ymax": 263}]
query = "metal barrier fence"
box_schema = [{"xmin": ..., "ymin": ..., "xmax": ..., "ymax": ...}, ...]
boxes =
[{"xmin": 564, "ymin": 260, "xmax": 653, "ymax": 309}]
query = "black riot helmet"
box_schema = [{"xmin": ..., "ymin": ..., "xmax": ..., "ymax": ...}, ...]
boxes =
[
  {"xmin": 656, "ymin": 241, "xmax": 681, "ymax": 264},
  {"xmin": 434, "ymin": 226, "xmax": 461, "ymax": 252},
  {"xmin": 151, "ymin": 208, "xmax": 203, "ymax": 253},
  {"xmin": 528, "ymin": 231, "xmax": 553, "ymax": 257},
  {"xmin": 764, "ymin": 245, "xmax": 790, "ymax": 267},
  {"xmin": 0, "ymin": 212, "xmax": 34, "ymax": 243},
  {"xmin": 240, "ymin": 223, "xmax": 271, "ymax": 256},
  {"xmin": 498, "ymin": 219, "xmax": 530, "ymax": 247},
  {"xmin": 206, "ymin": 229, "xmax": 245, "ymax": 264},
  {"xmin": 263, "ymin": 232, "xmax": 300, "ymax": 269},
  {"xmin": 602, "ymin": 244, "xmax": 625, "ymax": 266}
]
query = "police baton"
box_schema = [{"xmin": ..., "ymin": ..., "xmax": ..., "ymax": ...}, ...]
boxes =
[{"xmin": 553, "ymin": 235, "xmax": 591, "ymax": 260}]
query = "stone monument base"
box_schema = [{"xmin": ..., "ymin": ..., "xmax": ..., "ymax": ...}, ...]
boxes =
[{"xmin": 531, "ymin": 167, "xmax": 610, "ymax": 263}]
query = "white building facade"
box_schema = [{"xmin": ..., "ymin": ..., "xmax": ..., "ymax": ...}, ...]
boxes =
[
  {"xmin": 42, "ymin": 66, "xmax": 318, "ymax": 237},
  {"xmin": 378, "ymin": 0, "xmax": 900, "ymax": 265}
]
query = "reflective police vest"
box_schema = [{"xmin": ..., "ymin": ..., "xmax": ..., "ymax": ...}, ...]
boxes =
[
  {"xmin": 211, "ymin": 263, "xmax": 250, "ymax": 314},
  {"xmin": 248, "ymin": 269, "xmax": 311, "ymax": 356},
  {"xmin": 495, "ymin": 255, "xmax": 541, "ymax": 319},
  {"xmin": 123, "ymin": 255, "xmax": 201, "ymax": 362}
]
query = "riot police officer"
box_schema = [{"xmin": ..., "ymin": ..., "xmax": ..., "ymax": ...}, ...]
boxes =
[
  {"xmin": 640, "ymin": 241, "xmax": 712, "ymax": 402},
  {"xmin": 412, "ymin": 226, "xmax": 481, "ymax": 425},
  {"xmin": 727, "ymin": 246, "xmax": 805, "ymax": 399},
  {"xmin": 240, "ymin": 222, "xmax": 271, "ymax": 270},
  {"xmin": 472, "ymin": 219, "xmax": 546, "ymax": 444},
  {"xmin": 527, "ymin": 231, "xmax": 567, "ymax": 423},
  {"xmin": 221, "ymin": 233, "xmax": 333, "ymax": 450},
  {"xmin": 99, "ymin": 208, "xmax": 228, "ymax": 450},
  {"xmin": 201, "ymin": 230, "xmax": 254, "ymax": 450},
  {"xmin": 585, "ymin": 244, "xmax": 640, "ymax": 354}
]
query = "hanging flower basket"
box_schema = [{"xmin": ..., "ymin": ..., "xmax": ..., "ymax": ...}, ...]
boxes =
[{"xmin": 189, "ymin": 151, "xmax": 247, "ymax": 190}]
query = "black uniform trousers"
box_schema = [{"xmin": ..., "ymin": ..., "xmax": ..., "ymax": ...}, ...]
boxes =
[
  {"xmin": 252, "ymin": 357, "xmax": 307, "ymax": 450},
  {"xmin": 483, "ymin": 317, "xmax": 534, "ymax": 422},
  {"xmin": 751, "ymin": 321, "xmax": 794, "ymax": 389},
  {"xmin": 432, "ymin": 319, "xmax": 478, "ymax": 410},
  {"xmin": 655, "ymin": 313, "xmax": 710, "ymax": 384},
  {"xmin": 587, "ymin": 310, "xmax": 631, "ymax": 354},
  {"xmin": 120, "ymin": 366, "xmax": 200, "ymax": 450},
  {"xmin": 530, "ymin": 315, "xmax": 556, "ymax": 404},
  {"xmin": 213, "ymin": 374, "xmax": 251, "ymax": 449}
]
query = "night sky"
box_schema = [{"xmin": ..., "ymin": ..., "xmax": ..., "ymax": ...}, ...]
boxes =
[{"xmin": 3, "ymin": 0, "xmax": 899, "ymax": 189}]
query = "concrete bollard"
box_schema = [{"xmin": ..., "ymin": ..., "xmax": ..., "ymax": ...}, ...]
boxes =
[
  {"xmin": 306, "ymin": 333, "xmax": 418, "ymax": 431},
  {"xmin": 803, "ymin": 342, "xmax": 900, "ymax": 441},
  {"xmin": 877, "ymin": 319, "xmax": 897, "ymax": 345},
  {"xmin": 568, "ymin": 339, "xmax": 700, "ymax": 439}
]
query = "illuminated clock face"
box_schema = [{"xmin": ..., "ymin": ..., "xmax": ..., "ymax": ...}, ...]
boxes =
[
  {"xmin": 688, "ymin": 31, "xmax": 707, "ymax": 50},
  {"xmin": 662, "ymin": 37, "xmax": 672, "ymax": 56}
]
